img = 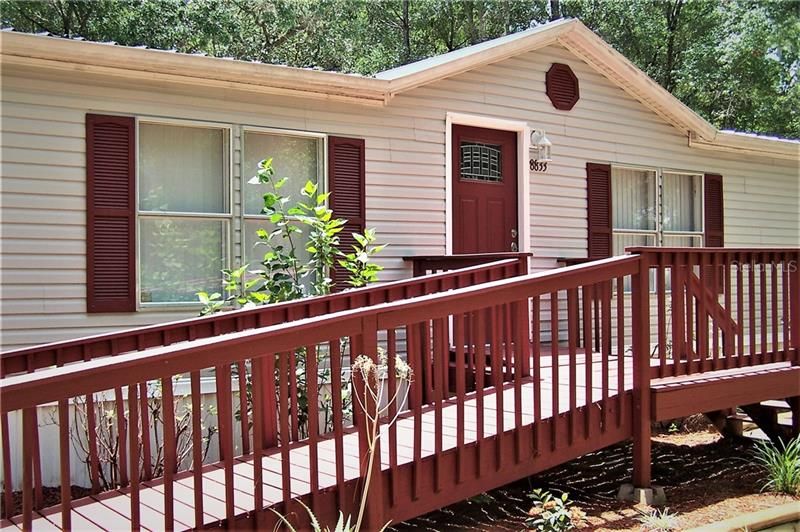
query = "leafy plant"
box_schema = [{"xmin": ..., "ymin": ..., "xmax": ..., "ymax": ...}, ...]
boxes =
[
  {"xmin": 753, "ymin": 436, "xmax": 800, "ymax": 495},
  {"xmin": 197, "ymin": 157, "xmax": 385, "ymax": 315},
  {"xmin": 525, "ymin": 489, "xmax": 585, "ymax": 531},
  {"xmin": 636, "ymin": 507, "xmax": 681, "ymax": 532}
]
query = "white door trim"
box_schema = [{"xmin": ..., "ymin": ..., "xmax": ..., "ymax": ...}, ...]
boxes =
[{"xmin": 445, "ymin": 112, "xmax": 531, "ymax": 255}]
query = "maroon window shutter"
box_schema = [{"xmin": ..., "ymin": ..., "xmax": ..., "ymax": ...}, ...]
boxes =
[
  {"xmin": 704, "ymin": 173, "xmax": 724, "ymax": 247},
  {"xmin": 586, "ymin": 162, "xmax": 613, "ymax": 258},
  {"xmin": 328, "ymin": 136, "xmax": 366, "ymax": 291},
  {"xmin": 86, "ymin": 114, "xmax": 136, "ymax": 313}
]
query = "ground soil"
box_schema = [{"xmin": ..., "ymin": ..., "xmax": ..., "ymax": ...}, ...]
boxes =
[{"xmin": 393, "ymin": 421, "xmax": 799, "ymax": 531}]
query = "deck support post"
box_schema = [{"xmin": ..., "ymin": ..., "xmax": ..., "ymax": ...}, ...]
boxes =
[{"xmin": 631, "ymin": 254, "xmax": 652, "ymax": 489}]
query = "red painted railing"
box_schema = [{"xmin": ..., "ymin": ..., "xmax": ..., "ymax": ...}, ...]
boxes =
[
  {"xmin": 1, "ymin": 257, "xmax": 528, "ymax": 377},
  {"xmin": 404, "ymin": 252, "xmax": 531, "ymax": 277},
  {"xmin": 630, "ymin": 248, "xmax": 800, "ymax": 379},
  {"xmin": 1, "ymin": 248, "xmax": 796, "ymax": 530}
]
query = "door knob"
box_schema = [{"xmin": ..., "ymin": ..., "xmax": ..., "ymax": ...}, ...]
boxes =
[
  {"xmin": 511, "ymin": 228, "xmax": 518, "ymax": 238},
  {"xmin": 511, "ymin": 242, "xmax": 518, "ymax": 252}
]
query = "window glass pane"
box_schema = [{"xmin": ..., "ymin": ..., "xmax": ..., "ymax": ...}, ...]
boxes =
[
  {"xmin": 663, "ymin": 234, "xmax": 703, "ymax": 248},
  {"xmin": 612, "ymin": 168, "xmax": 656, "ymax": 230},
  {"xmin": 662, "ymin": 173, "xmax": 702, "ymax": 232},
  {"xmin": 140, "ymin": 218, "xmax": 227, "ymax": 303},
  {"xmin": 612, "ymin": 232, "xmax": 656, "ymax": 256},
  {"xmin": 139, "ymin": 123, "xmax": 227, "ymax": 213},
  {"xmin": 460, "ymin": 142, "xmax": 502, "ymax": 182},
  {"xmin": 243, "ymin": 132, "xmax": 320, "ymax": 215}
]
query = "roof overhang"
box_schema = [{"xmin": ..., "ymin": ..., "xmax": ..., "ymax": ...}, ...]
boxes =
[
  {"xmin": 0, "ymin": 31, "xmax": 389, "ymax": 106},
  {"xmin": 1, "ymin": 22, "xmax": 797, "ymax": 160}
]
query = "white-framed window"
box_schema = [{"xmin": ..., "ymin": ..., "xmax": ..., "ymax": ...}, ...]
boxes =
[
  {"xmin": 136, "ymin": 119, "xmax": 325, "ymax": 307},
  {"xmin": 137, "ymin": 120, "xmax": 232, "ymax": 306},
  {"xmin": 612, "ymin": 165, "xmax": 703, "ymax": 255}
]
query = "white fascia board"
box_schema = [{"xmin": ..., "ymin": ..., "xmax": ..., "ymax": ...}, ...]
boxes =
[
  {"xmin": 0, "ymin": 31, "xmax": 389, "ymax": 105},
  {"xmin": 690, "ymin": 132, "xmax": 800, "ymax": 161}
]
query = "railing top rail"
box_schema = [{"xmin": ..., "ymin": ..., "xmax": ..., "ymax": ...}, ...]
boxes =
[
  {"xmin": 404, "ymin": 252, "xmax": 532, "ymax": 262},
  {"xmin": 1, "ymin": 258, "xmax": 523, "ymax": 373},
  {"xmin": 627, "ymin": 246, "xmax": 800, "ymax": 255},
  {"xmin": 1, "ymin": 254, "xmax": 639, "ymax": 413}
]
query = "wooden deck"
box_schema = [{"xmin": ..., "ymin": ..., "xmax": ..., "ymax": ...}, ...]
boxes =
[
  {"xmin": 1, "ymin": 248, "xmax": 798, "ymax": 530},
  {"xmin": 3, "ymin": 353, "xmax": 635, "ymax": 530},
  {"xmin": 5, "ymin": 355, "xmax": 798, "ymax": 531}
]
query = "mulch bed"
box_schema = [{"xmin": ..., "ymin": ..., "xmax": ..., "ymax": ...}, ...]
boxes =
[{"xmin": 392, "ymin": 428, "xmax": 799, "ymax": 531}]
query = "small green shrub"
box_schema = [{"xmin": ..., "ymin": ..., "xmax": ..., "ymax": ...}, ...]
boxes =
[
  {"xmin": 636, "ymin": 507, "xmax": 680, "ymax": 532},
  {"xmin": 753, "ymin": 436, "xmax": 800, "ymax": 495},
  {"xmin": 525, "ymin": 488, "xmax": 585, "ymax": 531}
]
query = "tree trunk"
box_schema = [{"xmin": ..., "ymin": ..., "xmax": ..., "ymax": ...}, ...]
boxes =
[
  {"xmin": 550, "ymin": 0, "xmax": 562, "ymax": 21},
  {"xmin": 401, "ymin": 0, "xmax": 411, "ymax": 64}
]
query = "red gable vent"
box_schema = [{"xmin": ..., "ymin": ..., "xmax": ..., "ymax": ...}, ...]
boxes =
[{"xmin": 546, "ymin": 63, "xmax": 580, "ymax": 111}]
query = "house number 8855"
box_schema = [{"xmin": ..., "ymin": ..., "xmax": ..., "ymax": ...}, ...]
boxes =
[{"xmin": 530, "ymin": 160, "xmax": 548, "ymax": 172}]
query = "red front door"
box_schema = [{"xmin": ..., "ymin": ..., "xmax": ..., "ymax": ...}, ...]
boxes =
[{"xmin": 452, "ymin": 125, "xmax": 518, "ymax": 254}]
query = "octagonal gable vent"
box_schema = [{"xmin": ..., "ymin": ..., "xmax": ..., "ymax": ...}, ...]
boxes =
[{"xmin": 546, "ymin": 63, "xmax": 579, "ymax": 111}]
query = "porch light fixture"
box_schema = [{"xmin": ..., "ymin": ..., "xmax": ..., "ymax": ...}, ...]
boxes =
[{"xmin": 529, "ymin": 129, "xmax": 552, "ymax": 171}]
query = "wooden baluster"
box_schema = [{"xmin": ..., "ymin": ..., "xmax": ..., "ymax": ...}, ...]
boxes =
[
  {"xmin": 698, "ymin": 254, "xmax": 708, "ymax": 373},
  {"xmin": 330, "ymin": 341, "xmax": 347, "ymax": 515},
  {"xmin": 289, "ymin": 353, "xmax": 300, "ymax": 442},
  {"xmin": 305, "ymin": 345, "xmax": 320, "ymax": 513},
  {"xmin": 237, "ymin": 361, "xmax": 250, "ymax": 455},
  {"xmin": 161, "ymin": 376, "xmax": 176, "ymax": 531},
  {"xmin": 432, "ymin": 318, "xmax": 444, "ymax": 493},
  {"xmin": 454, "ymin": 314, "xmax": 466, "ymax": 483},
  {"xmin": 387, "ymin": 329, "xmax": 399, "ymax": 506},
  {"xmin": 190, "ymin": 371, "xmax": 204, "ymax": 528},
  {"xmin": 567, "ymin": 288, "xmax": 578, "ymax": 444},
  {"xmin": 58, "ymin": 399, "xmax": 71, "ymax": 530},
  {"xmin": 657, "ymin": 261, "xmax": 667, "ymax": 377},
  {"xmin": 601, "ymin": 282, "xmax": 611, "ymax": 433},
  {"xmin": 128, "ymin": 383, "xmax": 140, "ymax": 531},
  {"xmin": 771, "ymin": 254, "xmax": 780, "ymax": 360},
  {"xmin": 114, "ymin": 386, "xmax": 129, "ymax": 487},
  {"xmin": 423, "ymin": 320, "xmax": 434, "ymax": 406},
  {"xmin": 749, "ymin": 254, "xmax": 757, "ymax": 364},
  {"xmin": 782, "ymin": 254, "xmax": 790, "ymax": 359},
  {"xmin": 616, "ymin": 276, "xmax": 625, "ymax": 426},
  {"xmin": 531, "ymin": 296, "xmax": 541, "ymax": 453},
  {"xmin": 672, "ymin": 257, "xmax": 685, "ymax": 377},
  {"xmin": 711, "ymin": 254, "xmax": 721, "ymax": 370},
  {"xmin": 513, "ymin": 300, "xmax": 526, "ymax": 463},
  {"xmin": 85, "ymin": 393, "xmax": 101, "ymax": 493},
  {"xmin": 504, "ymin": 304, "xmax": 514, "ymax": 384},
  {"xmin": 252, "ymin": 358, "xmax": 265, "ymax": 527},
  {"xmin": 22, "ymin": 408, "xmax": 34, "ymax": 531},
  {"xmin": 760, "ymin": 253, "xmax": 768, "ymax": 361},
  {"xmin": 686, "ymin": 265, "xmax": 695, "ymax": 375},
  {"xmin": 474, "ymin": 309, "xmax": 487, "ymax": 477},
  {"xmin": 1, "ymin": 412, "xmax": 12, "ymax": 518},
  {"xmin": 216, "ymin": 364, "xmax": 235, "ymax": 525},
  {"xmin": 490, "ymin": 306, "xmax": 503, "ymax": 471},
  {"xmin": 550, "ymin": 291, "xmax": 559, "ymax": 451},
  {"xmin": 582, "ymin": 285, "xmax": 593, "ymax": 439},
  {"xmin": 723, "ymin": 254, "xmax": 734, "ymax": 368},
  {"xmin": 139, "ymin": 382, "xmax": 152, "ymax": 481},
  {"xmin": 737, "ymin": 254, "xmax": 745, "ymax": 367},
  {"xmin": 409, "ymin": 323, "xmax": 423, "ymax": 501},
  {"xmin": 278, "ymin": 353, "xmax": 292, "ymax": 522},
  {"xmin": 361, "ymin": 316, "xmax": 384, "ymax": 532}
]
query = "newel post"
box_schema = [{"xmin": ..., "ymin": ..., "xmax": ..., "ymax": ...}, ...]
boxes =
[
  {"xmin": 352, "ymin": 315, "xmax": 385, "ymax": 531},
  {"xmin": 631, "ymin": 253, "xmax": 652, "ymax": 488}
]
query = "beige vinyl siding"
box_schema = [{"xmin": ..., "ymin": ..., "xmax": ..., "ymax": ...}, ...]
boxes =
[{"xmin": 1, "ymin": 43, "xmax": 798, "ymax": 349}]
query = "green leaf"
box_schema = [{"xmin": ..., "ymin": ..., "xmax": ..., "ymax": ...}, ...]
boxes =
[
  {"xmin": 274, "ymin": 176, "xmax": 289, "ymax": 189},
  {"xmin": 301, "ymin": 180, "xmax": 318, "ymax": 197}
]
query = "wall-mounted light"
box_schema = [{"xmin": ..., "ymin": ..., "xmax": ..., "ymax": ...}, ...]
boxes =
[{"xmin": 529, "ymin": 129, "xmax": 552, "ymax": 172}]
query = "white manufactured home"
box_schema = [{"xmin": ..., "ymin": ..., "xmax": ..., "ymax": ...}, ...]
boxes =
[{"xmin": 1, "ymin": 18, "xmax": 798, "ymax": 350}]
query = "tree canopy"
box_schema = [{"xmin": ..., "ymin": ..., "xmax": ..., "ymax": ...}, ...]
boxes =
[{"xmin": 3, "ymin": 0, "xmax": 798, "ymax": 138}]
